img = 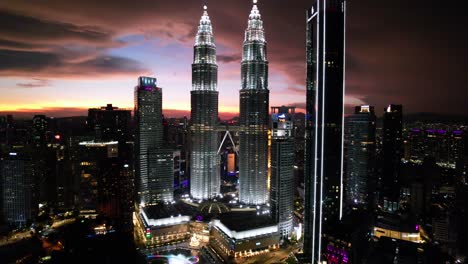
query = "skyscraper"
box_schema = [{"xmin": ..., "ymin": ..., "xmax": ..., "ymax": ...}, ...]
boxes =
[
  {"xmin": 32, "ymin": 115, "xmax": 48, "ymax": 147},
  {"xmin": 303, "ymin": 1, "xmax": 346, "ymax": 262},
  {"xmin": 344, "ymin": 105, "xmax": 376, "ymax": 209},
  {"xmin": 270, "ymin": 106, "xmax": 295, "ymax": 238},
  {"xmin": 190, "ymin": 6, "xmax": 220, "ymax": 200},
  {"xmin": 87, "ymin": 104, "xmax": 132, "ymax": 142},
  {"xmin": 381, "ymin": 104, "xmax": 403, "ymax": 211},
  {"xmin": 135, "ymin": 76, "xmax": 170, "ymax": 205},
  {"xmin": 1, "ymin": 152, "xmax": 33, "ymax": 227},
  {"xmin": 239, "ymin": 0, "xmax": 270, "ymax": 205}
]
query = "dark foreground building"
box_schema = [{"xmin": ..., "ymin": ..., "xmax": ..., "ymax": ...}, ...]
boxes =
[
  {"xmin": 303, "ymin": 0, "xmax": 346, "ymax": 262},
  {"xmin": 381, "ymin": 104, "xmax": 403, "ymax": 211}
]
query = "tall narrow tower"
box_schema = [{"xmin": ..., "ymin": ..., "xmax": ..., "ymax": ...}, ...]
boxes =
[
  {"xmin": 134, "ymin": 76, "xmax": 170, "ymax": 204},
  {"xmin": 381, "ymin": 104, "xmax": 403, "ymax": 211},
  {"xmin": 303, "ymin": 0, "xmax": 346, "ymax": 262},
  {"xmin": 270, "ymin": 106, "xmax": 295, "ymax": 238},
  {"xmin": 190, "ymin": 5, "xmax": 220, "ymax": 200},
  {"xmin": 239, "ymin": 0, "xmax": 270, "ymax": 205}
]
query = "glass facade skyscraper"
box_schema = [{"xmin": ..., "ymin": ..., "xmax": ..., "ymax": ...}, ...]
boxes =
[
  {"xmin": 1, "ymin": 152, "xmax": 33, "ymax": 227},
  {"xmin": 270, "ymin": 106, "xmax": 295, "ymax": 238},
  {"xmin": 239, "ymin": 1, "xmax": 270, "ymax": 205},
  {"xmin": 303, "ymin": 0, "xmax": 346, "ymax": 262},
  {"xmin": 344, "ymin": 105, "xmax": 376, "ymax": 209},
  {"xmin": 190, "ymin": 6, "xmax": 220, "ymax": 200},
  {"xmin": 135, "ymin": 77, "xmax": 172, "ymax": 205}
]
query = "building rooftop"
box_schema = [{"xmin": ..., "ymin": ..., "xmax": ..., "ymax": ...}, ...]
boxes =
[{"xmin": 218, "ymin": 212, "xmax": 275, "ymax": 232}]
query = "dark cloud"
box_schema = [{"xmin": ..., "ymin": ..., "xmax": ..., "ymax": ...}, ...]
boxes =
[
  {"xmin": 0, "ymin": 49, "xmax": 149, "ymax": 77},
  {"xmin": 0, "ymin": 0, "xmax": 467, "ymax": 115},
  {"xmin": 0, "ymin": 11, "xmax": 119, "ymax": 47},
  {"xmin": 218, "ymin": 54, "xmax": 241, "ymax": 63},
  {"xmin": 0, "ymin": 9, "xmax": 147, "ymax": 78}
]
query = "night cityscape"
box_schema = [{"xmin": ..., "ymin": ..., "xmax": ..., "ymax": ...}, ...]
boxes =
[{"xmin": 1, "ymin": 0, "xmax": 468, "ymax": 263}]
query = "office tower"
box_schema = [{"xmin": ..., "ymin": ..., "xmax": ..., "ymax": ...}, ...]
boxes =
[
  {"xmin": 239, "ymin": 0, "xmax": 270, "ymax": 205},
  {"xmin": 1, "ymin": 152, "xmax": 33, "ymax": 227},
  {"xmin": 147, "ymin": 148, "xmax": 174, "ymax": 202},
  {"xmin": 190, "ymin": 6, "xmax": 220, "ymax": 200},
  {"xmin": 382, "ymin": 104, "xmax": 403, "ymax": 210},
  {"xmin": 135, "ymin": 76, "xmax": 166, "ymax": 205},
  {"xmin": 32, "ymin": 115, "xmax": 48, "ymax": 147},
  {"xmin": 303, "ymin": 1, "xmax": 346, "ymax": 262},
  {"xmin": 87, "ymin": 104, "xmax": 132, "ymax": 142},
  {"xmin": 344, "ymin": 105, "xmax": 376, "ymax": 209},
  {"xmin": 270, "ymin": 106, "xmax": 295, "ymax": 238},
  {"xmin": 76, "ymin": 141, "xmax": 134, "ymax": 227}
]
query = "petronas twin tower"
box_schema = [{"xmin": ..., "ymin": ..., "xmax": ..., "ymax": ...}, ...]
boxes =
[
  {"xmin": 190, "ymin": 1, "xmax": 269, "ymax": 205},
  {"xmin": 190, "ymin": 6, "xmax": 220, "ymax": 200}
]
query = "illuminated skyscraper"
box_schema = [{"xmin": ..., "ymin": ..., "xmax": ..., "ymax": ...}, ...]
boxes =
[
  {"xmin": 239, "ymin": 0, "xmax": 269, "ymax": 205},
  {"xmin": 303, "ymin": 0, "xmax": 346, "ymax": 262},
  {"xmin": 270, "ymin": 106, "xmax": 295, "ymax": 238},
  {"xmin": 190, "ymin": 6, "xmax": 220, "ymax": 200},
  {"xmin": 344, "ymin": 105, "xmax": 376, "ymax": 209},
  {"xmin": 1, "ymin": 152, "xmax": 33, "ymax": 227},
  {"xmin": 135, "ymin": 77, "xmax": 172, "ymax": 204}
]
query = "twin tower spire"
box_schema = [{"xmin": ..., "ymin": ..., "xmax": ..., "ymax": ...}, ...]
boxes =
[{"xmin": 190, "ymin": 1, "xmax": 270, "ymax": 205}]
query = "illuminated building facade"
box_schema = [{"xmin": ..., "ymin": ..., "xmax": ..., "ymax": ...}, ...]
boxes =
[
  {"xmin": 135, "ymin": 76, "xmax": 172, "ymax": 204},
  {"xmin": 0, "ymin": 152, "xmax": 33, "ymax": 227},
  {"xmin": 190, "ymin": 6, "xmax": 220, "ymax": 200},
  {"xmin": 344, "ymin": 105, "xmax": 376, "ymax": 209},
  {"xmin": 210, "ymin": 213, "xmax": 280, "ymax": 261},
  {"xmin": 138, "ymin": 204, "xmax": 191, "ymax": 246},
  {"xmin": 372, "ymin": 214, "xmax": 422, "ymax": 244},
  {"xmin": 239, "ymin": 0, "xmax": 270, "ymax": 205},
  {"xmin": 147, "ymin": 148, "xmax": 174, "ymax": 202},
  {"xmin": 382, "ymin": 104, "xmax": 403, "ymax": 210},
  {"xmin": 270, "ymin": 106, "xmax": 295, "ymax": 238},
  {"xmin": 304, "ymin": 0, "xmax": 346, "ymax": 262}
]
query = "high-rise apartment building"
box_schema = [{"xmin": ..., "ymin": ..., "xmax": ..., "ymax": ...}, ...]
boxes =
[
  {"xmin": 239, "ymin": 0, "xmax": 270, "ymax": 205},
  {"xmin": 190, "ymin": 6, "xmax": 220, "ymax": 200},
  {"xmin": 303, "ymin": 1, "xmax": 346, "ymax": 262}
]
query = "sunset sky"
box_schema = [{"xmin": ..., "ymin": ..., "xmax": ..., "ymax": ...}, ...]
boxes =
[{"xmin": 0, "ymin": 0, "xmax": 467, "ymax": 119}]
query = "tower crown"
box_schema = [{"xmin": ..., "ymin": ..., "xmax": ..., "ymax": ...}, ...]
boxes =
[
  {"xmin": 245, "ymin": 0, "xmax": 265, "ymax": 42},
  {"xmin": 195, "ymin": 5, "xmax": 214, "ymax": 46}
]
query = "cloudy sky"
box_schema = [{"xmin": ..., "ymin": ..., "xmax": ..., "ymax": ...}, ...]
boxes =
[{"xmin": 0, "ymin": 0, "xmax": 467, "ymax": 119}]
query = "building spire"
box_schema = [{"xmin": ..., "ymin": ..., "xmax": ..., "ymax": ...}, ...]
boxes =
[
  {"xmin": 245, "ymin": 0, "xmax": 265, "ymax": 42},
  {"xmin": 249, "ymin": 0, "xmax": 261, "ymax": 21},
  {"xmin": 195, "ymin": 4, "xmax": 214, "ymax": 46}
]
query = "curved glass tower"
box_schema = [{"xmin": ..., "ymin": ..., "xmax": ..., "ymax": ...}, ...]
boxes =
[
  {"xmin": 190, "ymin": 6, "xmax": 220, "ymax": 200},
  {"xmin": 239, "ymin": 0, "xmax": 270, "ymax": 205}
]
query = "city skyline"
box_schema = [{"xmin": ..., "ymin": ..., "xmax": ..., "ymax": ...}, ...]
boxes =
[{"xmin": 1, "ymin": 0, "xmax": 468, "ymax": 119}]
